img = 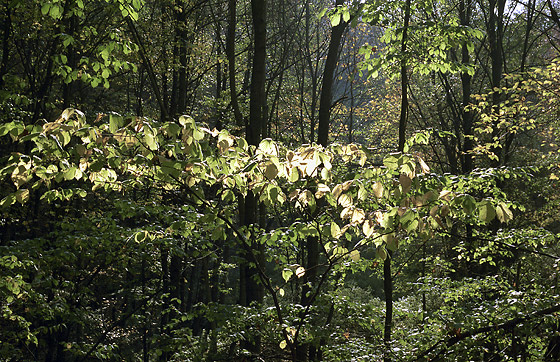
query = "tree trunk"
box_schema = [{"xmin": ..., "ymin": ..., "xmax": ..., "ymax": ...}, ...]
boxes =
[
  {"xmin": 227, "ymin": 0, "xmax": 244, "ymax": 127},
  {"xmin": 317, "ymin": 0, "xmax": 347, "ymax": 147},
  {"xmin": 238, "ymin": 0, "xmax": 267, "ymax": 356},
  {"xmin": 0, "ymin": 3, "xmax": 11, "ymax": 90}
]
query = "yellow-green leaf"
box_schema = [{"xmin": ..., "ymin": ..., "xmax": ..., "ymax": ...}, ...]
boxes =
[
  {"xmin": 15, "ymin": 189, "xmax": 30, "ymax": 205},
  {"xmin": 351, "ymin": 208, "xmax": 365, "ymax": 224},
  {"xmin": 265, "ymin": 162, "xmax": 278, "ymax": 180},
  {"xmin": 372, "ymin": 182, "xmax": 384, "ymax": 198},
  {"xmin": 496, "ymin": 203, "xmax": 513, "ymax": 223},
  {"xmin": 332, "ymin": 184, "xmax": 343, "ymax": 199},
  {"xmin": 338, "ymin": 193, "xmax": 352, "ymax": 208},
  {"xmin": 331, "ymin": 222, "xmax": 341, "ymax": 239},
  {"xmin": 282, "ymin": 269, "xmax": 293, "ymax": 282},
  {"xmin": 363, "ymin": 219, "xmax": 375, "ymax": 237}
]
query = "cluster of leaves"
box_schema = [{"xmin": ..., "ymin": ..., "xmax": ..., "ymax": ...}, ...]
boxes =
[
  {"xmin": 0, "ymin": 107, "xmax": 521, "ymax": 359},
  {"xmin": 468, "ymin": 59, "xmax": 560, "ymax": 164}
]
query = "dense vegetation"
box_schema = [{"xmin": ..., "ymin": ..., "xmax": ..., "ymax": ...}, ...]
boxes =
[{"xmin": 1, "ymin": 0, "xmax": 560, "ymax": 361}]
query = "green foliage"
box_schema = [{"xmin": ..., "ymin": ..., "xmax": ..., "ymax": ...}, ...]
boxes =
[
  {"xmin": 0, "ymin": 108, "xmax": 527, "ymax": 360},
  {"xmin": 357, "ymin": 0, "xmax": 482, "ymax": 79}
]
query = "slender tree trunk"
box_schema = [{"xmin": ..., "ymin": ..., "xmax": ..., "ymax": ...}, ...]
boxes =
[
  {"xmin": 459, "ymin": 0, "xmax": 473, "ymax": 173},
  {"xmin": 227, "ymin": 0, "xmax": 244, "ymax": 127},
  {"xmin": 238, "ymin": 0, "xmax": 267, "ymax": 357},
  {"xmin": 385, "ymin": 1, "xmax": 411, "ymax": 361},
  {"xmin": 0, "ymin": 2, "xmax": 10, "ymax": 90},
  {"xmin": 176, "ymin": 5, "xmax": 188, "ymax": 116},
  {"xmin": 397, "ymin": 0, "xmax": 411, "ymax": 153},
  {"xmin": 126, "ymin": 17, "xmax": 169, "ymax": 120},
  {"xmin": 247, "ymin": 0, "xmax": 266, "ymax": 146},
  {"xmin": 216, "ymin": 21, "xmax": 223, "ymax": 129},
  {"xmin": 317, "ymin": 0, "xmax": 347, "ymax": 146},
  {"xmin": 159, "ymin": 247, "xmax": 170, "ymax": 362},
  {"xmin": 487, "ymin": 0, "xmax": 506, "ymax": 165}
]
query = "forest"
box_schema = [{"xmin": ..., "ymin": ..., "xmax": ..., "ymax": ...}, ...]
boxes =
[{"xmin": 1, "ymin": 0, "xmax": 560, "ymax": 361}]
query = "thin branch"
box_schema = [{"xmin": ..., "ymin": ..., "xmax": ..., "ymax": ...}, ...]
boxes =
[{"xmin": 414, "ymin": 304, "xmax": 560, "ymax": 361}]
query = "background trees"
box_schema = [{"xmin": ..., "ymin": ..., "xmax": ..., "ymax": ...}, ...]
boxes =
[{"xmin": 1, "ymin": 0, "xmax": 560, "ymax": 361}]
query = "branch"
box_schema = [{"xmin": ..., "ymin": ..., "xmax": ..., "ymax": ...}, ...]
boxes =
[
  {"xmin": 414, "ymin": 304, "xmax": 560, "ymax": 361},
  {"xmin": 126, "ymin": 17, "xmax": 169, "ymax": 121}
]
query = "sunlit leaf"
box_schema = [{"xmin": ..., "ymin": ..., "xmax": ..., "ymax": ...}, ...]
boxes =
[
  {"xmin": 331, "ymin": 222, "xmax": 341, "ymax": 239},
  {"xmin": 282, "ymin": 269, "xmax": 293, "ymax": 282},
  {"xmin": 338, "ymin": 193, "xmax": 352, "ymax": 208},
  {"xmin": 496, "ymin": 203, "xmax": 513, "ymax": 223},
  {"xmin": 372, "ymin": 182, "xmax": 384, "ymax": 198},
  {"xmin": 295, "ymin": 266, "xmax": 305, "ymax": 278},
  {"xmin": 351, "ymin": 208, "xmax": 365, "ymax": 224},
  {"xmin": 478, "ymin": 200, "xmax": 496, "ymax": 224},
  {"xmin": 363, "ymin": 219, "xmax": 375, "ymax": 237}
]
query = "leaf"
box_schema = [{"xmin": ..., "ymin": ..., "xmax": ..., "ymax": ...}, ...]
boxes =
[
  {"xmin": 193, "ymin": 128, "xmax": 205, "ymax": 141},
  {"xmin": 179, "ymin": 115, "xmax": 194, "ymax": 127},
  {"xmin": 63, "ymin": 167, "xmax": 76, "ymax": 181},
  {"xmin": 331, "ymin": 13, "xmax": 341, "ymax": 26},
  {"xmin": 341, "ymin": 180, "xmax": 353, "ymax": 191},
  {"xmin": 363, "ymin": 219, "xmax": 375, "ymax": 237},
  {"xmin": 439, "ymin": 189, "xmax": 452, "ymax": 201},
  {"xmin": 385, "ymin": 234, "xmax": 399, "ymax": 251},
  {"xmin": 342, "ymin": 8, "xmax": 350, "ymax": 22},
  {"xmin": 351, "ymin": 208, "xmax": 365, "ymax": 224},
  {"xmin": 288, "ymin": 168, "xmax": 299, "ymax": 183},
  {"xmin": 134, "ymin": 231, "xmax": 148, "ymax": 243},
  {"xmin": 338, "ymin": 193, "xmax": 352, "ymax": 208},
  {"xmin": 462, "ymin": 195, "xmax": 477, "ymax": 214},
  {"xmin": 107, "ymin": 115, "xmax": 120, "ymax": 134},
  {"xmin": 418, "ymin": 156, "xmax": 430, "ymax": 173},
  {"xmin": 478, "ymin": 200, "xmax": 496, "ymax": 224},
  {"xmin": 265, "ymin": 162, "xmax": 278, "ymax": 180},
  {"xmin": 41, "ymin": 3, "xmax": 50, "ymax": 15},
  {"xmin": 331, "ymin": 222, "xmax": 341, "ymax": 239},
  {"xmin": 295, "ymin": 266, "xmax": 305, "ymax": 278},
  {"xmin": 399, "ymin": 174, "xmax": 412, "ymax": 194},
  {"xmin": 496, "ymin": 203, "xmax": 513, "ymax": 223},
  {"xmin": 315, "ymin": 183, "xmax": 330, "ymax": 199},
  {"xmin": 340, "ymin": 207, "xmax": 353, "ymax": 220},
  {"xmin": 0, "ymin": 194, "xmax": 16, "ymax": 208},
  {"xmin": 349, "ymin": 250, "xmax": 360, "ymax": 261},
  {"xmin": 332, "ymin": 184, "xmax": 343, "ymax": 199},
  {"xmin": 144, "ymin": 133, "xmax": 157, "ymax": 150},
  {"xmin": 101, "ymin": 48, "xmax": 109, "ymax": 61},
  {"xmin": 258, "ymin": 138, "xmax": 278, "ymax": 156},
  {"xmin": 11, "ymin": 165, "xmax": 30, "ymax": 189},
  {"xmin": 279, "ymin": 340, "xmax": 287, "ymax": 349},
  {"xmin": 15, "ymin": 189, "xmax": 29, "ymax": 205},
  {"xmin": 211, "ymin": 226, "xmax": 225, "ymax": 241},
  {"xmin": 304, "ymin": 158, "xmax": 317, "ymax": 177},
  {"xmin": 358, "ymin": 185, "xmax": 367, "ymax": 201},
  {"xmin": 372, "ymin": 182, "xmax": 384, "ymax": 198},
  {"xmin": 376, "ymin": 246, "xmax": 387, "ymax": 260},
  {"xmin": 298, "ymin": 190, "xmax": 314, "ymax": 208},
  {"xmin": 282, "ymin": 269, "xmax": 293, "ymax": 282}
]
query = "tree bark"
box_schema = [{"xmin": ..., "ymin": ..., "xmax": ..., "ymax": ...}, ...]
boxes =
[
  {"xmin": 227, "ymin": 0, "xmax": 244, "ymax": 127},
  {"xmin": 239, "ymin": 0, "xmax": 267, "ymax": 356},
  {"xmin": 317, "ymin": 0, "xmax": 347, "ymax": 147}
]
